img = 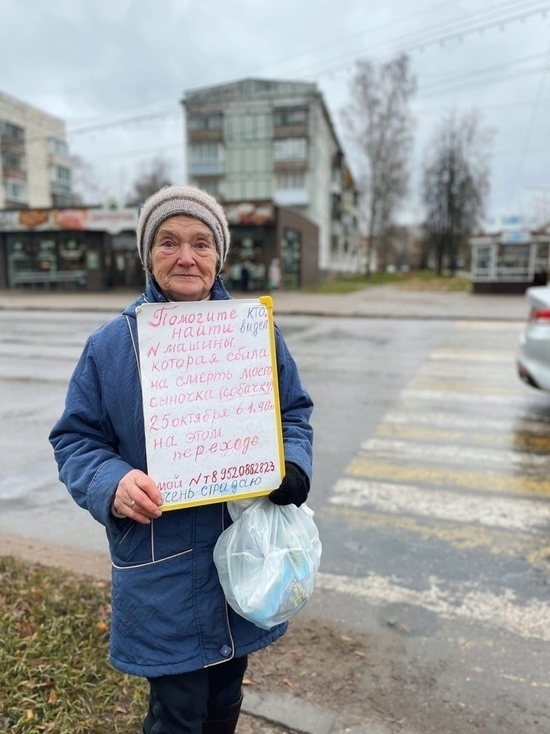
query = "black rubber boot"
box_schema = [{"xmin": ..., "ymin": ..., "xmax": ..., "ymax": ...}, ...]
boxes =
[{"xmin": 202, "ymin": 695, "xmax": 242, "ymax": 734}]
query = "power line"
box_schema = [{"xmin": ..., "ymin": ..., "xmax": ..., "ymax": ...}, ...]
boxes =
[
  {"xmin": 18, "ymin": 106, "xmax": 182, "ymax": 147},
  {"xmin": 64, "ymin": 2, "xmax": 550, "ymax": 143},
  {"xmin": 418, "ymin": 51, "xmax": 548, "ymax": 93},
  {"xmin": 286, "ymin": 3, "xmax": 550, "ymax": 81},
  {"xmin": 512, "ymin": 35, "xmax": 550, "ymax": 199},
  {"xmin": 236, "ymin": 0, "xmax": 547, "ymax": 79},
  {"xmin": 419, "ymin": 62, "xmax": 550, "ymax": 98},
  {"xmin": 82, "ymin": 143, "xmax": 184, "ymax": 163},
  {"xmin": 18, "ymin": 4, "xmax": 550, "ymax": 148},
  {"xmin": 67, "ymin": 107, "xmax": 181, "ymax": 136},
  {"xmin": 254, "ymin": 0, "xmax": 458, "ymax": 73},
  {"xmin": 415, "ymin": 96, "xmax": 550, "ymax": 115}
]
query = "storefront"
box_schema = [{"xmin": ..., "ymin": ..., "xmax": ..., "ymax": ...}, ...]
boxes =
[
  {"xmin": 0, "ymin": 200, "xmax": 319, "ymax": 292},
  {"xmin": 223, "ymin": 201, "xmax": 319, "ymax": 291},
  {"xmin": 0, "ymin": 207, "xmax": 140, "ymax": 291},
  {"xmin": 470, "ymin": 229, "xmax": 550, "ymax": 293}
]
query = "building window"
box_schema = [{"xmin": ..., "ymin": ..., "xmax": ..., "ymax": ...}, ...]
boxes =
[
  {"xmin": 48, "ymin": 138, "xmax": 69, "ymax": 157},
  {"xmin": 189, "ymin": 143, "xmax": 225, "ymax": 176},
  {"xmin": 188, "ymin": 113, "xmax": 223, "ymax": 130},
  {"xmin": 5, "ymin": 180, "xmax": 28, "ymax": 203},
  {"xmin": 2, "ymin": 150, "xmax": 25, "ymax": 172},
  {"xmin": 51, "ymin": 165, "xmax": 71, "ymax": 184},
  {"xmin": 274, "ymin": 107, "xmax": 307, "ymax": 126},
  {"xmin": 189, "ymin": 142, "xmax": 224, "ymax": 162},
  {"xmin": 331, "ymin": 193, "xmax": 341, "ymax": 219},
  {"xmin": 281, "ymin": 227, "xmax": 302, "ymax": 289},
  {"xmin": 196, "ymin": 179, "xmax": 220, "ymax": 196},
  {"xmin": 276, "ymin": 172, "xmax": 305, "ymax": 189},
  {"xmin": 0, "ymin": 121, "xmax": 24, "ymax": 142},
  {"xmin": 273, "ymin": 138, "xmax": 307, "ymax": 161}
]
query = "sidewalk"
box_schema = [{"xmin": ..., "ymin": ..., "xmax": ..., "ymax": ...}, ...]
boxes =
[{"xmin": 0, "ymin": 284, "xmax": 530, "ymax": 320}]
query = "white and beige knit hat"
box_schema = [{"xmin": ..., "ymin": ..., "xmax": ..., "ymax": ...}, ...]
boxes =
[{"xmin": 136, "ymin": 185, "xmax": 230, "ymax": 274}]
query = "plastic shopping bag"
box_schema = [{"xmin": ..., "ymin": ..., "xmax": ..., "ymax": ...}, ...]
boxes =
[{"xmin": 213, "ymin": 497, "xmax": 322, "ymax": 630}]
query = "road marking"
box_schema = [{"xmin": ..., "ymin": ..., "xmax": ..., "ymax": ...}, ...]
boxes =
[
  {"xmin": 360, "ymin": 437, "xmax": 550, "ymax": 469},
  {"xmin": 346, "ymin": 458, "xmax": 550, "ymax": 498},
  {"xmin": 407, "ymin": 380, "xmax": 525, "ymax": 395},
  {"xmin": 322, "ymin": 321, "xmax": 550, "ymax": 647},
  {"xmin": 453, "ymin": 321, "xmax": 524, "ymax": 330},
  {"xmin": 382, "ymin": 409, "xmax": 550, "ymax": 436},
  {"xmin": 418, "ymin": 362, "xmax": 516, "ymax": 379},
  {"xmin": 321, "ymin": 505, "xmax": 550, "ymax": 561},
  {"xmin": 428, "ymin": 350, "xmax": 516, "ymax": 362},
  {"xmin": 401, "ymin": 388, "xmax": 531, "ymax": 405},
  {"xmin": 376, "ymin": 423, "xmax": 550, "ymax": 450},
  {"xmin": 330, "ymin": 477, "xmax": 550, "ymax": 532},
  {"xmin": 316, "ymin": 572, "xmax": 550, "ymax": 642}
]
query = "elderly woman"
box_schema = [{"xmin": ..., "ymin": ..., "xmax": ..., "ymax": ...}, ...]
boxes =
[{"xmin": 50, "ymin": 186, "xmax": 314, "ymax": 734}]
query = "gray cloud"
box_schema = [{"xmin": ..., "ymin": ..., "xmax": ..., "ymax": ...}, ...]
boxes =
[{"xmin": 2, "ymin": 0, "xmax": 550, "ymax": 221}]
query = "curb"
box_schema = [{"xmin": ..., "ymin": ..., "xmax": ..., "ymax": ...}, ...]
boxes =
[
  {"xmin": 0, "ymin": 302, "xmax": 526, "ymax": 321},
  {"xmin": 243, "ymin": 690, "xmax": 335, "ymax": 734},
  {"xmin": 243, "ymin": 689, "xmax": 406, "ymax": 734}
]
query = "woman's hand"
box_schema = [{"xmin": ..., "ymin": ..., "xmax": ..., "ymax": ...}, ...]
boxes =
[
  {"xmin": 111, "ymin": 469, "xmax": 163, "ymax": 524},
  {"xmin": 269, "ymin": 462, "xmax": 309, "ymax": 507}
]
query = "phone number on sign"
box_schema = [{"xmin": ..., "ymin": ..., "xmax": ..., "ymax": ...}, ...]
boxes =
[{"xmin": 218, "ymin": 461, "xmax": 276, "ymax": 480}]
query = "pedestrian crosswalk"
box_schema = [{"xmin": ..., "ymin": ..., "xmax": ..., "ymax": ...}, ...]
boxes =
[
  {"xmin": 317, "ymin": 320, "xmax": 550, "ymax": 643},
  {"xmin": 316, "ymin": 569, "xmax": 550, "ymax": 642}
]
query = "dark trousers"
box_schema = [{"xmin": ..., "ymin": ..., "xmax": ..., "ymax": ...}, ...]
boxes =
[{"xmin": 143, "ymin": 655, "xmax": 248, "ymax": 734}]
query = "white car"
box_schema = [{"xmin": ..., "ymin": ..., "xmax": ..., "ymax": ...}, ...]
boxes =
[{"xmin": 517, "ymin": 286, "xmax": 550, "ymax": 391}]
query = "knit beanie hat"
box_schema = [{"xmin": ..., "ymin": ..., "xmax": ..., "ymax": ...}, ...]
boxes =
[{"xmin": 136, "ymin": 185, "xmax": 230, "ymax": 274}]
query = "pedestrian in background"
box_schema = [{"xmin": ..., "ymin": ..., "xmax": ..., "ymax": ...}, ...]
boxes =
[
  {"xmin": 268, "ymin": 257, "xmax": 282, "ymax": 291},
  {"xmin": 49, "ymin": 185, "xmax": 314, "ymax": 734}
]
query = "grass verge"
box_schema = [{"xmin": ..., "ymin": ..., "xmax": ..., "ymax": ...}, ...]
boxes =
[
  {"xmin": 0, "ymin": 556, "xmax": 147, "ymax": 733},
  {"xmin": 308, "ymin": 270, "xmax": 471, "ymax": 294}
]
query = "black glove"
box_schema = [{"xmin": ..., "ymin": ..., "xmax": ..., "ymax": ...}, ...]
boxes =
[{"xmin": 269, "ymin": 462, "xmax": 310, "ymax": 507}]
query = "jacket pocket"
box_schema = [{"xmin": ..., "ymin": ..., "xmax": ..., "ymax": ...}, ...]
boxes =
[
  {"xmin": 113, "ymin": 507, "xmax": 196, "ymax": 566},
  {"xmin": 110, "ymin": 550, "xmax": 199, "ymax": 670}
]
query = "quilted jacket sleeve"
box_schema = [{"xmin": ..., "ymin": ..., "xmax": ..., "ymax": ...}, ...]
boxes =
[
  {"xmin": 274, "ymin": 326, "xmax": 314, "ymax": 483},
  {"xmin": 49, "ymin": 335, "xmax": 135, "ymax": 528}
]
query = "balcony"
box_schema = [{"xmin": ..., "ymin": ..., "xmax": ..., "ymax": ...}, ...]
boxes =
[
  {"xmin": 273, "ymin": 124, "xmax": 307, "ymax": 139},
  {"xmin": 188, "ymin": 160, "xmax": 225, "ymax": 176},
  {"xmin": 188, "ymin": 128, "xmax": 223, "ymax": 143},
  {"xmin": 273, "ymin": 188, "xmax": 309, "ymax": 207},
  {"xmin": 50, "ymin": 180, "xmax": 72, "ymax": 195}
]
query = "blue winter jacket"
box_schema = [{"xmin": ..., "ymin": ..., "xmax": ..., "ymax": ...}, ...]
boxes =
[{"xmin": 49, "ymin": 276, "xmax": 314, "ymax": 678}]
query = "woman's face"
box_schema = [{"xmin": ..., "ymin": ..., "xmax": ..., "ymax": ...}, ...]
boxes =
[{"xmin": 150, "ymin": 215, "xmax": 218, "ymax": 301}]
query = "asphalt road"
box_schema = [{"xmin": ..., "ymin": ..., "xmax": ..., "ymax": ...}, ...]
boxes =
[{"xmin": 1, "ymin": 307, "xmax": 550, "ymax": 732}]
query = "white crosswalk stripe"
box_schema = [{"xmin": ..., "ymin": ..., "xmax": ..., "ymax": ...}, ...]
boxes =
[
  {"xmin": 382, "ymin": 409, "xmax": 550, "ymax": 434},
  {"xmin": 321, "ymin": 324, "xmax": 550, "ymax": 643},
  {"xmin": 316, "ymin": 572, "xmax": 550, "ymax": 642},
  {"xmin": 330, "ymin": 477, "xmax": 550, "ymax": 532},
  {"xmin": 359, "ymin": 437, "xmax": 550, "ymax": 468}
]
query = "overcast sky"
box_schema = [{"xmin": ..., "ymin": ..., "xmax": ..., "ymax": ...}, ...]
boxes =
[{"xmin": 2, "ymin": 0, "xmax": 550, "ymax": 226}]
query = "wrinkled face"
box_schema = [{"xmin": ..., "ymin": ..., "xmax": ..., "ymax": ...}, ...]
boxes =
[{"xmin": 150, "ymin": 215, "xmax": 218, "ymax": 301}]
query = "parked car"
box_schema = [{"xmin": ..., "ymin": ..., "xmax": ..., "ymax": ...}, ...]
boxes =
[{"xmin": 517, "ymin": 286, "xmax": 550, "ymax": 391}]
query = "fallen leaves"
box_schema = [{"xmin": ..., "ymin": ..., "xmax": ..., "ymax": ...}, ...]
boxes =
[{"xmin": 0, "ymin": 556, "xmax": 148, "ymax": 732}]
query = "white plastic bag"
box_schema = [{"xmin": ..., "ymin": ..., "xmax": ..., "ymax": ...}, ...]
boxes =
[{"xmin": 213, "ymin": 497, "xmax": 322, "ymax": 630}]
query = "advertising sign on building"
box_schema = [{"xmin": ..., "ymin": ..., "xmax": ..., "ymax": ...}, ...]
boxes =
[{"xmin": 0, "ymin": 207, "xmax": 138, "ymax": 234}]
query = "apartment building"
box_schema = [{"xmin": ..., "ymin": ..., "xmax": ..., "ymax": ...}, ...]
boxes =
[
  {"xmin": 0, "ymin": 91, "xmax": 72, "ymax": 209},
  {"xmin": 182, "ymin": 78, "xmax": 359, "ymax": 278}
]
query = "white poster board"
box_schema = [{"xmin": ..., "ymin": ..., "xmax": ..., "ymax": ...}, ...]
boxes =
[{"xmin": 136, "ymin": 297, "xmax": 284, "ymax": 510}]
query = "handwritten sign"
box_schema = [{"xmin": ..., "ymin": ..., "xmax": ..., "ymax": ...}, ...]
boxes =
[{"xmin": 136, "ymin": 297, "xmax": 284, "ymax": 510}]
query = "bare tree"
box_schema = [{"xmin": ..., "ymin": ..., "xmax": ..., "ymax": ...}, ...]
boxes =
[
  {"xmin": 342, "ymin": 54, "xmax": 416, "ymax": 273},
  {"xmin": 421, "ymin": 110, "xmax": 493, "ymax": 275},
  {"xmin": 69, "ymin": 155, "xmax": 107, "ymax": 206},
  {"xmin": 524, "ymin": 189, "xmax": 550, "ymax": 229},
  {"xmin": 125, "ymin": 157, "xmax": 174, "ymax": 206}
]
